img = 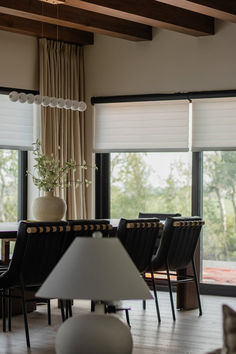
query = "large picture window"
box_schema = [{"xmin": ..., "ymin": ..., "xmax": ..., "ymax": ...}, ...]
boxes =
[{"xmin": 93, "ymin": 90, "xmax": 236, "ymax": 295}]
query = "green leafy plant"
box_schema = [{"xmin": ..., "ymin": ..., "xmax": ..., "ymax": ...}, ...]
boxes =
[{"xmin": 27, "ymin": 139, "xmax": 96, "ymax": 192}]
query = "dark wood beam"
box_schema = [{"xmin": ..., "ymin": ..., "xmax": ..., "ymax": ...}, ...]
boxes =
[
  {"xmin": 0, "ymin": 13, "xmax": 93, "ymax": 45},
  {"xmin": 155, "ymin": 1, "xmax": 236, "ymax": 23},
  {"xmin": 0, "ymin": 0, "xmax": 152, "ymax": 41},
  {"xmin": 64, "ymin": 0, "xmax": 214, "ymax": 36}
]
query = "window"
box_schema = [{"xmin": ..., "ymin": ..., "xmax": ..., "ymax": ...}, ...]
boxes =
[
  {"xmin": 93, "ymin": 90, "xmax": 236, "ymax": 295},
  {"xmin": 0, "ymin": 89, "xmax": 35, "ymax": 222},
  {"xmin": 203, "ymin": 151, "xmax": 236, "ymax": 286},
  {"xmin": 110, "ymin": 152, "xmax": 192, "ymax": 219}
]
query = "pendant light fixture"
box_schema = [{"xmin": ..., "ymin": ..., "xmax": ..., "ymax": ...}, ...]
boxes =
[{"xmin": 9, "ymin": 91, "xmax": 87, "ymax": 112}]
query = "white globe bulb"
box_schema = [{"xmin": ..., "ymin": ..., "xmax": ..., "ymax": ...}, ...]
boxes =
[
  {"xmin": 57, "ymin": 98, "xmax": 65, "ymax": 109},
  {"xmin": 78, "ymin": 101, "xmax": 87, "ymax": 112},
  {"xmin": 71, "ymin": 100, "xmax": 80, "ymax": 111},
  {"xmin": 26, "ymin": 94, "xmax": 35, "ymax": 104},
  {"xmin": 49, "ymin": 97, "xmax": 58, "ymax": 107},
  {"xmin": 18, "ymin": 93, "xmax": 27, "ymax": 103},
  {"xmin": 42, "ymin": 96, "xmax": 50, "ymax": 107},
  {"xmin": 34, "ymin": 95, "xmax": 43, "ymax": 105},
  {"xmin": 9, "ymin": 91, "xmax": 19, "ymax": 102},
  {"xmin": 65, "ymin": 99, "xmax": 72, "ymax": 110}
]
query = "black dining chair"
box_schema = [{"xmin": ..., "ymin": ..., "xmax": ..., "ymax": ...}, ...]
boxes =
[
  {"xmin": 0, "ymin": 220, "xmax": 70, "ymax": 347},
  {"xmin": 117, "ymin": 217, "xmax": 162, "ymax": 322},
  {"xmin": 138, "ymin": 213, "xmax": 182, "ymax": 312},
  {"xmin": 149, "ymin": 216, "xmax": 204, "ymax": 322}
]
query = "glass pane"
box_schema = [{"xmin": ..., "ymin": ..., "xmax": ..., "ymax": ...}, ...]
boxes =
[
  {"xmin": 203, "ymin": 151, "xmax": 236, "ymax": 285},
  {"xmin": 0, "ymin": 149, "xmax": 18, "ymax": 222},
  {"xmin": 110, "ymin": 152, "xmax": 192, "ymax": 219}
]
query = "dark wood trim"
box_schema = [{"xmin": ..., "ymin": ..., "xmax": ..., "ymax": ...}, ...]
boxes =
[
  {"xmin": 66, "ymin": 0, "xmax": 214, "ymax": 36},
  {"xmin": 95, "ymin": 153, "xmax": 110, "ymax": 219},
  {"xmin": 0, "ymin": 12, "xmax": 93, "ymax": 45},
  {"xmin": 91, "ymin": 89, "xmax": 236, "ymax": 105},
  {"xmin": 156, "ymin": 0, "xmax": 236, "ymax": 22},
  {"xmin": 0, "ymin": 0, "xmax": 151, "ymax": 41}
]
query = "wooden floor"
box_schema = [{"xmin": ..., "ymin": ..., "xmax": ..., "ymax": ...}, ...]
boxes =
[{"xmin": 0, "ymin": 292, "xmax": 235, "ymax": 354}]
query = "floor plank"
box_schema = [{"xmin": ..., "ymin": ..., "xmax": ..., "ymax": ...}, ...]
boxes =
[{"xmin": 0, "ymin": 292, "xmax": 235, "ymax": 354}]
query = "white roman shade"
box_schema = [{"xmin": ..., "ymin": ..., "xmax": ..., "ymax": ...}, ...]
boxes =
[
  {"xmin": 0, "ymin": 94, "xmax": 33, "ymax": 150},
  {"xmin": 192, "ymin": 97, "xmax": 236, "ymax": 151},
  {"xmin": 93, "ymin": 100, "xmax": 189, "ymax": 152}
]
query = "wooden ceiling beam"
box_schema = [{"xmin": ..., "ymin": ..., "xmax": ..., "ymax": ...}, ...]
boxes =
[
  {"xmin": 0, "ymin": 13, "xmax": 93, "ymax": 45},
  {"xmin": 0, "ymin": 0, "xmax": 152, "ymax": 41},
  {"xmin": 155, "ymin": 1, "xmax": 236, "ymax": 23},
  {"xmin": 64, "ymin": 0, "xmax": 214, "ymax": 36}
]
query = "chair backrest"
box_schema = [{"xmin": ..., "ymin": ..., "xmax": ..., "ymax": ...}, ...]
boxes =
[
  {"xmin": 1, "ymin": 221, "xmax": 70, "ymax": 288},
  {"xmin": 117, "ymin": 218, "xmax": 161, "ymax": 273},
  {"xmin": 139, "ymin": 212, "xmax": 181, "ymax": 220},
  {"xmin": 151, "ymin": 216, "xmax": 204, "ymax": 271},
  {"xmin": 66, "ymin": 219, "xmax": 112, "ymax": 251}
]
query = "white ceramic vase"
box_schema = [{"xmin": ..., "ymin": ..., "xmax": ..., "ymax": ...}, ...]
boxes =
[{"xmin": 32, "ymin": 191, "xmax": 66, "ymax": 221}]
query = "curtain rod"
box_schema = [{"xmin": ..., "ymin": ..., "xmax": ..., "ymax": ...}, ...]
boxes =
[{"xmin": 91, "ymin": 89, "xmax": 236, "ymax": 105}]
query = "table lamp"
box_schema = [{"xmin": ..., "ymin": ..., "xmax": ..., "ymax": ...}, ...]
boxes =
[{"xmin": 36, "ymin": 232, "xmax": 153, "ymax": 354}]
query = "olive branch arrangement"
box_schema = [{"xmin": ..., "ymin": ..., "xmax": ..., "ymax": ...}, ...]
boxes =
[{"xmin": 27, "ymin": 139, "xmax": 96, "ymax": 192}]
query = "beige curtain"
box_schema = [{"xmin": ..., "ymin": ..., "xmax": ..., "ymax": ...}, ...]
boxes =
[{"xmin": 39, "ymin": 38, "xmax": 87, "ymax": 219}]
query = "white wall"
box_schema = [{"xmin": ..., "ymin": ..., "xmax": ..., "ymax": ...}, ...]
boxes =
[
  {"xmin": 0, "ymin": 30, "xmax": 39, "ymax": 219},
  {"xmin": 0, "ymin": 30, "xmax": 38, "ymax": 90},
  {"xmin": 85, "ymin": 20, "xmax": 236, "ymax": 97}
]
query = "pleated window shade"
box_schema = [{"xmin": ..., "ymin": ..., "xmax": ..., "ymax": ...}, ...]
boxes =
[
  {"xmin": 192, "ymin": 97, "xmax": 236, "ymax": 151},
  {"xmin": 0, "ymin": 94, "xmax": 33, "ymax": 150},
  {"xmin": 93, "ymin": 100, "xmax": 189, "ymax": 152}
]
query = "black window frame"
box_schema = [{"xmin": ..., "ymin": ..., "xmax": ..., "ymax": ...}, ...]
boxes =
[
  {"xmin": 93, "ymin": 89, "xmax": 236, "ymax": 297},
  {"xmin": 0, "ymin": 87, "xmax": 39, "ymax": 221}
]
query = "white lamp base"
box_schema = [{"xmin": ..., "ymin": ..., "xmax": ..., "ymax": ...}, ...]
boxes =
[{"xmin": 56, "ymin": 313, "xmax": 133, "ymax": 354}]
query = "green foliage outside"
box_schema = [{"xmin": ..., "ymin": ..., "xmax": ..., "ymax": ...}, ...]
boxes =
[
  {"xmin": 111, "ymin": 151, "xmax": 236, "ymax": 262},
  {"xmin": 0, "ymin": 150, "xmax": 18, "ymax": 222},
  {"xmin": 203, "ymin": 151, "xmax": 236, "ymax": 262},
  {"xmin": 111, "ymin": 152, "xmax": 191, "ymax": 218}
]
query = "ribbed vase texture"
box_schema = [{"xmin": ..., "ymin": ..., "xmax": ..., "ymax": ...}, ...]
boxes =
[{"xmin": 32, "ymin": 191, "xmax": 66, "ymax": 221}]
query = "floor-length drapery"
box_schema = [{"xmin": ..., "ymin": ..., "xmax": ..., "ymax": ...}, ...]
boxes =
[{"xmin": 39, "ymin": 38, "xmax": 87, "ymax": 219}]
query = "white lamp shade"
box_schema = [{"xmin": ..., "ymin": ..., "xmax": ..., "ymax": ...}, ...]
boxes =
[{"xmin": 37, "ymin": 237, "xmax": 152, "ymax": 301}]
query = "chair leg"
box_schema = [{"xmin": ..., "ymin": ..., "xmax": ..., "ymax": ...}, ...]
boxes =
[
  {"xmin": 151, "ymin": 270, "xmax": 161, "ymax": 323},
  {"xmin": 142, "ymin": 300, "xmax": 146, "ymax": 310},
  {"xmin": 68, "ymin": 300, "xmax": 72, "ymax": 318},
  {"xmin": 192, "ymin": 258, "xmax": 202, "ymax": 316},
  {"xmin": 125, "ymin": 309, "xmax": 131, "ymax": 328},
  {"xmin": 20, "ymin": 283, "xmax": 30, "ymax": 347},
  {"xmin": 91, "ymin": 300, "xmax": 95, "ymax": 312},
  {"xmin": 8, "ymin": 288, "xmax": 12, "ymax": 331},
  {"xmin": 65, "ymin": 301, "xmax": 69, "ymax": 319},
  {"xmin": 166, "ymin": 265, "xmax": 176, "ymax": 321},
  {"xmin": 59, "ymin": 300, "xmax": 65, "ymax": 322},
  {"xmin": 47, "ymin": 299, "xmax": 51, "ymax": 325},
  {"xmin": 2, "ymin": 289, "xmax": 6, "ymax": 332}
]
